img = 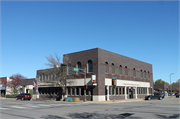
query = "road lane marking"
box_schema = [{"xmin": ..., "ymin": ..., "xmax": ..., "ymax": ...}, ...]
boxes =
[
  {"xmin": 37, "ymin": 104, "xmax": 50, "ymax": 106},
  {"xmin": 0, "ymin": 101, "xmax": 29, "ymax": 104},
  {"xmin": 0, "ymin": 107, "xmax": 8, "ymax": 110},
  {"xmin": 11, "ymin": 106, "xmax": 25, "ymax": 108}
]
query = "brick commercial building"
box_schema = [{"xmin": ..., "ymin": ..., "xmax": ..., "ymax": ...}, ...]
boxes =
[{"xmin": 36, "ymin": 48, "xmax": 153, "ymax": 101}]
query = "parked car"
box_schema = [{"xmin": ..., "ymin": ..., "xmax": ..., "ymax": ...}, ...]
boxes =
[
  {"xmin": 145, "ymin": 93, "xmax": 164, "ymax": 100},
  {"xmin": 176, "ymin": 93, "xmax": 180, "ymax": 98},
  {"xmin": 16, "ymin": 93, "xmax": 31, "ymax": 101},
  {"xmin": 175, "ymin": 93, "xmax": 179, "ymax": 96}
]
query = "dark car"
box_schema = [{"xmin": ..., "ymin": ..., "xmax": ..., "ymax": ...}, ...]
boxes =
[
  {"xmin": 145, "ymin": 93, "xmax": 164, "ymax": 100},
  {"xmin": 176, "ymin": 93, "xmax": 180, "ymax": 98},
  {"xmin": 16, "ymin": 93, "xmax": 31, "ymax": 100}
]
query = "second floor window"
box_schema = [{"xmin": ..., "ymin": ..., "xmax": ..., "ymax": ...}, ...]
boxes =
[
  {"xmin": 133, "ymin": 68, "xmax": 136, "ymax": 77},
  {"xmin": 119, "ymin": 65, "xmax": 122, "ymax": 75},
  {"xmin": 46, "ymin": 75, "xmax": 48, "ymax": 81},
  {"xmin": 141, "ymin": 70, "xmax": 143, "ymax": 78},
  {"xmin": 144, "ymin": 70, "xmax": 146, "ymax": 78},
  {"xmin": 112, "ymin": 63, "xmax": 115, "ymax": 74},
  {"xmin": 105, "ymin": 62, "xmax": 109, "ymax": 73},
  {"xmin": 49, "ymin": 75, "xmax": 51, "ymax": 80},
  {"xmin": 88, "ymin": 60, "xmax": 93, "ymax": 73},
  {"xmin": 43, "ymin": 75, "xmax": 45, "ymax": 80},
  {"xmin": 148, "ymin": 71, "xmax": 150, "ymax": 79},
  {"xmin": 125, "ymin": 66, "xmax": 128, "ymax": 76},
  {"xmin": 77, "ymin": 62, "xmax": 81, "ymax": 69}
]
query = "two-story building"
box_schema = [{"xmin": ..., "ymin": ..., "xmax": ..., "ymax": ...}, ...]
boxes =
[{"xmin": 36, "ymin": 48, "xmax": 153, "ymax": 101}]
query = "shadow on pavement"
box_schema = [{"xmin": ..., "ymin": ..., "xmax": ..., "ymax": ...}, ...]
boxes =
[
  {"xmin": 40, "ymin": 115, "xmax": 66, "ymax": 119},
  {"xmin": 156, "ymin": 114, "xmax": 180, "ymax": 119},
  {"xmin": 40, "ymin": 113, "xmax": 141, "ymax": 119}
]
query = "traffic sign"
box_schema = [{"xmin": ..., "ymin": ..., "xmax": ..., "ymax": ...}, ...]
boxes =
[
  {"xmin": 112, "ymin": 77, "xmax": 117, "ymax": 79},
  {"xmin": 74, "ymin": 68, "xmax": 79, "ymax": 71}
]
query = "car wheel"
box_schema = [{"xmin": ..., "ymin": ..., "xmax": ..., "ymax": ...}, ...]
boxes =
[
  {"xmin": 148, "ymin": 97, "xmax": 151, "ymax": 100},
  {"xmin": 16, "ymin": 97, "xmax": 18, "ymax": 100},
  {"xmin": 159, "ymin": 97, "xmax": 162, "ymax": 100},
  {"xmin": 21, "ymin": 97, "xmax": 24, "ymax": 101}
]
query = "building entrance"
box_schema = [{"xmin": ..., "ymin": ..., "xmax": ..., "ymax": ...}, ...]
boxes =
[{"xmin": 129, "ymin": 88, "xmax": 133, "ymax": 99}]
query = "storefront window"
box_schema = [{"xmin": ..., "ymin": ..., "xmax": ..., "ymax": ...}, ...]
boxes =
[
  {"xmin": 116, "ymin": 87, "xmax": 118, "ymax": 95},
  {"xmin": 119, "ymin": 87, "xmax": 122, "ymax": 95},
  {"xmin": 76, "ymin": 88, "xmax": 79, "ymax": 95},
  {"xmin": 68, "ymin": 87, "xmax": 71, "ymax": 95},
  {"xmin": 122, "ymin": 87, "xmax": 125, "ymax": 94},
  {"xmin": 72, "ymin": 88, "xmax": 74, "ymax": 95},
  {"xmin": 81, "ymin": 88, "xmax": 84, "ymax": 95}
]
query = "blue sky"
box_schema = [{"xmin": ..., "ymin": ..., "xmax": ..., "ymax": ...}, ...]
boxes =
[{"xmin": 1, "ymin": 1, "xmax": 179, "ymax": 84}]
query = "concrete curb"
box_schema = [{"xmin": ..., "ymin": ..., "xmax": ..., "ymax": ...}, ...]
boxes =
[{"xmin": 31, "ymin": 99, "xmax": 145, "ymax": 104}]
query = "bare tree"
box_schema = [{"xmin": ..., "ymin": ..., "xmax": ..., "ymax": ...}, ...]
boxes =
[
  {"xmin": 8, "ymin": 74, "xmax": 27, "ymax": 94},
  {"xmin": 44, "ymin": 54, "xmax": 73, "ymax": 100}
]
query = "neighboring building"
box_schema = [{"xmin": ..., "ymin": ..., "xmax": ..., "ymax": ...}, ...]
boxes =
[
  {"xmin": 36, "ymin": 48, "xmax": 153, "ymax": 101},
  {"xmin": 21, "ymin": 78, "xmax": 36, "ymax": 94},
  {"xmin": 0, "ymin": 77, "xmax": 21, "ymax": 95},
  {"xmin": 0, "ymin": 77, "xmax": 7, "ymax": 96}
]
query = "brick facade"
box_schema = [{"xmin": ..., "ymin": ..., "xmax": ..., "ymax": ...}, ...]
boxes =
[{"xmin": 36, "ymin": 48, "xmax": 153, "ymax": 101}]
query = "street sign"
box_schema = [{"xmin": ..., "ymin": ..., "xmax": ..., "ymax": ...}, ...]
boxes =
[
  {"xmin": 74, "ymin": 68, "xmax": 79, "ymax": 71},
  {"xmin": 91, "ymin": 75, "xmax": 96, "ymax": 83},
  {"xmin": 112, "ymin": 77, "xmax": 117, "ymax": 79}
]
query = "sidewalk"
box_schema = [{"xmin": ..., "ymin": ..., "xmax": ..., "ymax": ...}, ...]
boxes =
[
  {"xmin": 1, "ymin": 96, "xmax": 144, "ymax": 104},
  {"xmin": 41, "ymin": 98, "xmax": 144, "ymax": 104}
]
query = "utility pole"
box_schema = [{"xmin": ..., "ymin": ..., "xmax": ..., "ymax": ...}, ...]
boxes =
[
  {"xmin": 84, "ymin": 68, "xmax": 86, "ymax": 102},
  {"xmin": 170, "ymin": 73, "xmax": 174, "ymax": 97}
]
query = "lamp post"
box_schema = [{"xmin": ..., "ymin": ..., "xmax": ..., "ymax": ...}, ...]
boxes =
[{"xmin": 170, "ymin": 73, "xmax": 174, "ymax": 97}]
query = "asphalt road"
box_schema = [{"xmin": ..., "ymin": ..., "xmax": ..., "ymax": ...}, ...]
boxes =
[{"xmin": 0, "ymin": 98, "xmax": 179, "ymax": 119}]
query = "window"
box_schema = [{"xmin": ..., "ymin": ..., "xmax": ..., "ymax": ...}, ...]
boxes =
[
  {"xmin": 49, "ymin": 75, "xmax": 51, "ymax": 80},
  {"xmin": 105, "ymin": 62, "xmax": 109, "ymax": 73},
  {"xmin": 116, "ymin": 87, "xmax": 118, "ymax": 95},
  {"xmin": 55, "ymin": 74, "xmax": 58, "ymax": 80},
  {"xmin": 133, "ymin": 68, "xmax": 136, "ymax": 77},
  {"xmin": 40, "ymin": 76, "xmax": 42, "ymax": 81},
  {"xmin": 122, "ymin": 87, "xmax": 125, "ymax": 94},
  {"xmin": 112, "ymin": 87, "xmax": 115, "ymax": 95},
  {"xmin": 77, "ymin": 62, "xmax": 81, "ymax": 69},
  {"xmin": 148, "ymin": 71, "xmax": 150, "ymax": 78},
  {"xmin": 88, "ymin": 60, "xmax": 93, "ymax": 72},
  {"xmin": 125, "ymin": 66, "xmax": 128, "ymax": 76},
  {"xmin": 144, "ymin": 70, "xmax": 146, "ymax": 78},
  {"xmin": 77, "ymin": 62, "xmax": 81, "ymax": 73},
  {"xmin": 141, "ymin": 70, "xmax": 143, "ymax": 78},
  {"xmin": 112, "ymin": 63, "xmax": 115, "ymax": 74},
  {"xmin": 81, "ymin": 88, "xmax": 84, "ymax": 95},
  {"xmin": 43, "ymin": 75, "xmax": 45, "ymax": 81},
  {"xmin": 68, "ymin": 87, "xmax": 71, "ymax": 95},
  {"xmin": 76, "ymin": 88, "xmax": 79, "ymax": 95},
  {"xmin": 109, "ymin": 87, "xmax": 111, "ymax": 95},
  {"xmin": 72, "ymin": 88, "xmax": 74, "ymax": 95},
  {"xmin": 52, "ymin": 75, "xmax": 54, "ymax": 81},
  {"xmin": 46, "ymin": 75, "xmax": 48, "ymax": 81},
  {"xmin": 119, "ymin": 87, "xmax": 122, "ymax": 95},
  {"xmin": 119, "ymin": 65, "xmax": 122, "ymax": 75}
]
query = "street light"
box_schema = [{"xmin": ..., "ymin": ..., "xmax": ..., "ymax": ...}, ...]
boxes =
[{"xmin": 170, "ymin": 73, "xmax": 174, "ymax": 97}]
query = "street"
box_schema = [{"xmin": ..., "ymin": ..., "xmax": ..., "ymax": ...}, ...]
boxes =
[{"xmin": 0, "ymin": 98, "xmax": 179, "ymax": 119}]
